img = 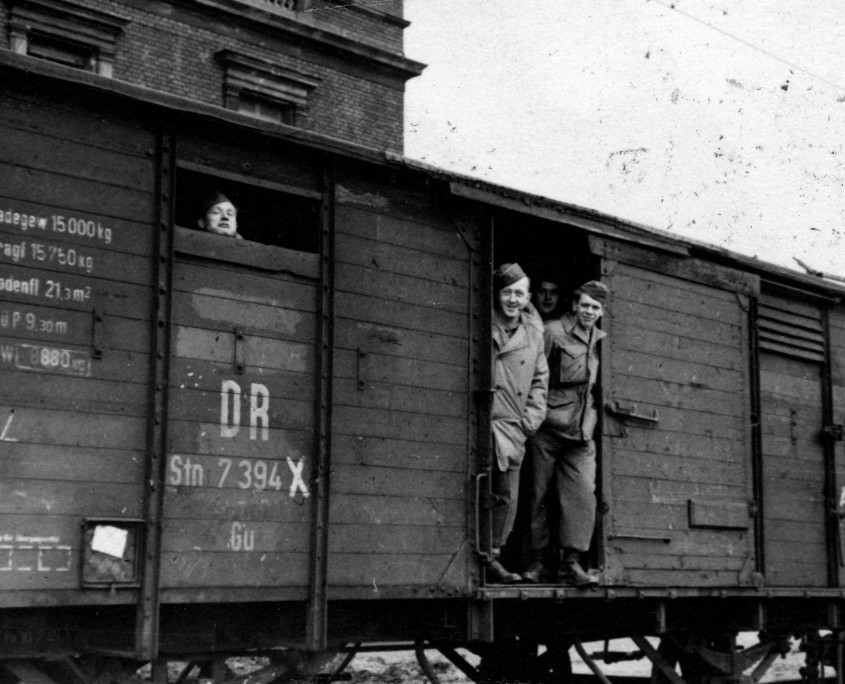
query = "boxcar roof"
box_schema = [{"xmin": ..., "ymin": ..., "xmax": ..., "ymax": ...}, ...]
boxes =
[{"xmin": 2, "ymin": 48, "xmax": 842, "ymax": 301}]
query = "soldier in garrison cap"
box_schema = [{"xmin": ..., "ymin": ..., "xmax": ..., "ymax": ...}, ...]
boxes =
[
  {"xmin": 487, "ymin": 263, "xmax": 549, "ymax": 584},
  {"xmin": 523, "ymin": 279, "xmax": 608, "ymax": 587},
  {"xmin": 198, "ymin": 191, "xmax": 243, "ymax": 239}
]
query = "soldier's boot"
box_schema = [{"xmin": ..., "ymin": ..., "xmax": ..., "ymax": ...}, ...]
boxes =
[
  {"xmin": 559, "ymin": 548, "xmax": 599, "ymax": 587},
  {"xmin": 485, "ymin": 556, "xmax": 521, "ymax": 584},
  {"xmin": 521, "ymin": 551, "xmax": 548, "ymax": 584}
]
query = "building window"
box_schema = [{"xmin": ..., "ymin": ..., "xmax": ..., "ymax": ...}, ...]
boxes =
[
  {"xmin": 7, "ymin": 0, "xmax": 130, "ymax": 77},
  {"xmin": 233, "ymin": 0, "xmax": 307, "ymax": 14},
  {"xmin": 237, "ymin": 92, "xmax": 295, "ymax": 125},
  {"xmin": 216, "ymin": 50, "xmax": 321, "ymax": 126}
]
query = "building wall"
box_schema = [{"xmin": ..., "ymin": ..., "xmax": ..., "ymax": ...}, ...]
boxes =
[{"xmin": 1, "ymin": 0, "xmax": 421, "ymax": 151}]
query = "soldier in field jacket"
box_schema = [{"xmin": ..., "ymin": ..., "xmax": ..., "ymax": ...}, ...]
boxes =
[
  {"xmin": 488, "ymin": 263, "xmax": 549, "ymax": 584},
  {"xmin": 523, "ymin": 279, "xmax": 608, "ymax": 587}
]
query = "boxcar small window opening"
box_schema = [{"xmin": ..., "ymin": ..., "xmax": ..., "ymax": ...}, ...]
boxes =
[{"xmin": 176, "ymin": 167, "xmax": 320, "ymax": 253}]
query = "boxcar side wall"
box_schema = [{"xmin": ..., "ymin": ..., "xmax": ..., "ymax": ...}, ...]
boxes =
[{"xmin": 0, "ymin": 81, "xmax": 157, "ymax": 605}]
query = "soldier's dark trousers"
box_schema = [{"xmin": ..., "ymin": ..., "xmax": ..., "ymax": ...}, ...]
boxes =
[
  {"xmin": 491, "ymin": 462, "xmax": 521, "ymax": 550},
  {"xmin": 527, "ymin": 429, "xmax": 596, "ymax": 553}
]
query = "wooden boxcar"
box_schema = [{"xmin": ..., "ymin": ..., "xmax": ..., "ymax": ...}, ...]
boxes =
[{"xmin": 2, "ymin": 47, "xmax": 845, "ymax": 684}]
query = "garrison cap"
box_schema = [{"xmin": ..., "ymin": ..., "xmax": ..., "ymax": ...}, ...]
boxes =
[
  {"xmin": 493, "ymin": 263, "xmax": 528, "ymax": 291},
  {"xmin": 201, "ymin": 191, "xmax": 234, "ymax": 215},
  {"xmin": 575, "ymin": 280, "xmax": 609, "ymax": 303}
]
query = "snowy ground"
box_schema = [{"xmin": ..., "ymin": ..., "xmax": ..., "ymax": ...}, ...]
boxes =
[{"xmin": 340, "ymin": 634, "xmax": 810, "ymax": 683}]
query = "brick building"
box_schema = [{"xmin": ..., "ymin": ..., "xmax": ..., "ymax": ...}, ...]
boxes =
[{"xmin": 0, "ymin": 0, "xmax": 424, "ymax": 151}]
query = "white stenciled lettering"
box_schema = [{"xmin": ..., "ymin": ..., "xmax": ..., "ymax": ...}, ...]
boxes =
[
  {"xmin": 50, "ymin": 215, "xmax": 112, "ymax": 245},
  {"xmin": 168, "ymin": 455, "xmax": 204, "ymax": 486},
  {"xmin": 44, "ymin": 280, "xmax": 90, "ymax": 303},
  {"xmin": 0, "ymin": 208, "xmax": 47, "ymax": 232},
  {"xmin": 0, "ymin": 412, "xmax": 18, "ymax": 442},
  {"xmin": 0, "ymin": 276, "xmax": 40, "ymax": 297},
  {"xmin": 0, "ymin": 543, "xmax": 71, "ymax": 572},
  {"xmin": 0, "ymin": 546, "xmax": 12, "ymax": 571},
  {"xmin": 220, "ymin": 379, "xmax": 241, "ymax": 438},
  {"xmin": 220, "ymin": 380, "xmax": 271, "ymax": 440},
  {"xmin": 249, "ymin": 383, "xmax": 270, "ymax": 441},
  {"xmin": 28, "ymin": 241, "xmax": 95, "ymax": 274},
  {"xmin": 0, "ymin": 240, "xmax": 27, "ymax": 263},
  {"xmin": 8, "ymin": 343, "xmax": 90, "ymax": 377},
  {"xmin": 229, "ymin": 522, "xmax": 255, "ymax": 551},
  {"xmin": 0, "ymin": 309, "xmax": 69, "ymax": 335},
  {"xmin": 287, "ymin": 457, "xmax": 309, "ymax": 498}
]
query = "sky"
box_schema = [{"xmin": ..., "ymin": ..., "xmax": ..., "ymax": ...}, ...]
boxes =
[{"xmin": 401, "ymin": 0, "xmax": 845, "ymax": 277}]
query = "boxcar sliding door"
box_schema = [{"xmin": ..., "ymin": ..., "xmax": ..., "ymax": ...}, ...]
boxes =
[
  {"xmin": 327, "ymin": 165, "xmax": 474, "ymax": 596},
  {"xmin": 160, "ymin": 227, "xmax": 319, "ymax": 600},
  {"xmin": 591, "ymin": 236, "xmax": 760, "ymax": 588}
]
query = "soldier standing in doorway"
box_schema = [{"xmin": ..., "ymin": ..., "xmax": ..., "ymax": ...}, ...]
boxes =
[
  {"xmin": 487, "ymin": 263, "xmax": 549, "ymax": 584},
  {"xmin": 523, "ymin": 280, "xmax": 608, "ymax": 587}
]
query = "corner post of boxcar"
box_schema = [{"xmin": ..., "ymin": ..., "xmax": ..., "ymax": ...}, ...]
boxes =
[
  {"xmin": 306, "ymin": 162, "xmax": 336, "ymax": 651},
  {"xmin": 820, "ymin": 302, "xmax": 844, "ymax": 587},
  {"xmin": 594, "ymin": 251, "xmax": 618, "ymax": 574},
  {"xmin": 748, "ymin": 292, "xmax": 766, "ymax": 576},
  {"xmin": 588, "ymin": 237, "xmax": 621, "ymax": 583},
  {"xmin": 135, "ymin": 126, "xmax": 177, "ymax": 660},
  {"xmin": 468, "ymin": 208, "xmax": 495, "ymax": 642}
]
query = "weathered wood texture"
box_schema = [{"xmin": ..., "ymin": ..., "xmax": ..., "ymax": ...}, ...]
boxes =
[
  {"xmin": 161, "ymin": 238, "xmax": 319, "ymax": 591},
  {"xmin": 0, "ymin": 100, "xmax": 157, "ymax": 593},
  {"xmin": 327, "ymin": 191, "xmax": 472, "ymax": 590},
  {"xmin": 760, "ymin": 346, "xmax": 827, "ymax": 587},
  {"xmin": 177, "ymin": 133, "xmax": 321, "ymax": 193},
  {"xmin": 605, "ymin": 261, "xmax": 754, "ymax": 586}
]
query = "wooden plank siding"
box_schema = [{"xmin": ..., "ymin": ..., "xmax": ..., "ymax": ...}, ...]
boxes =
[
  {"xmin": 602, "ymin": 258, "xmax": 755, "ymax": 587},
  {"xmin": 161, "ymin": 232, "xmax": 320, "ymax": 592},
  {"xmin": 0, "ymin": 99, "xmax": 156, "ymax": 595},
  {"xmin": 327, "ymin": 186, "xmax": 472, "ymax": 593}
]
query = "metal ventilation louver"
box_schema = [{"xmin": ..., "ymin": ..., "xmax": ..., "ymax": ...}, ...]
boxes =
[{"xmin": 758, "ymin": 293, "xmax": 825, "ymax": 362}]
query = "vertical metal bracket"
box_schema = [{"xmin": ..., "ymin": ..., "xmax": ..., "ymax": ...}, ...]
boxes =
[
  {"xmin": 356, "ymin": 348, "xmax": 366, "ymax": 390},
  {"xmin": 136, "ymin": 127, "xmax": 176, "ymax": 661},
  {"xmin": 306, "ymin": 165, "xmax": 335, "ymax": 652},
  {"xmin": 91, "ymin": 308, "xmax": 104, "ymax": 359},
  {"xmin": 234, "ymin": 327, "xmax": 245, "ymax": 374}
]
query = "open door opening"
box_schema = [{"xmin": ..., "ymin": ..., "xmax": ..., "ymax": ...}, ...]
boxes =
[{"xmin": 492, "ymin": 213, "xmax": 604, "ymax": 582}]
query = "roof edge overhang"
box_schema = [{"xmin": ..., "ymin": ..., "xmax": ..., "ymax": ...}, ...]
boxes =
[{"xmin": 2, "ymin": 50, "xmax": 841, "ymax": 300}]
